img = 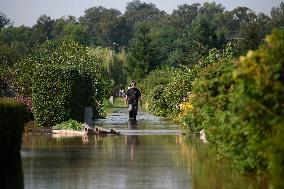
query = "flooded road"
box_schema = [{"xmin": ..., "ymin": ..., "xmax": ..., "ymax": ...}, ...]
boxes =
[{"xmin": 21, "ymin": 107, "xmax": 268, "ymax": 189}]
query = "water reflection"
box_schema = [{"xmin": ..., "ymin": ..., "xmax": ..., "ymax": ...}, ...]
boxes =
[
  {"xmin": 1, "ymin": 151, "xmax": 23, "ymax": 189},
  {"xmin": 21, "ymin": 134, "xmax": 190, "ymax": 189},
  {"xmin": 21, "ymin": 134, "xmax": 269, "ymax": 189},
  {"xmin": 127, "ymin": 119, "xmax": 138, "ymax": 129}
]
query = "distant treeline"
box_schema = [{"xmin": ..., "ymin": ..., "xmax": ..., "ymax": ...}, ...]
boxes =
[
  {"xmin": 1, "ymin": 1, "xmax": 284, "ymax": 69},
  {"xmin": 1, "ymin": 0, "xmax": 284, "ymax": 98}
]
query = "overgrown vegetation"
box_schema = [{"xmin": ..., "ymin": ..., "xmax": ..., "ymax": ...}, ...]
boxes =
[
  {"xmin": 32, "ymin": 65, "xmax": 93, "ymax": 127},
  {"xmin": 1, "ymin": 1, "xmax": 284, "ymax": 187},
  {"xmin": 12, "ymin": 39, "xmax": 111, "ymax": 126},
  {"xmin": 141, "ymin": 30, "xmax": 284, "ymax": 187},
  {"xmin": 53, "ymin": 119, "xmax": 83, "ymax": 131},
  {"xmin": 89, "ymin": 47, "xmax": 127, "ymax": 94}
]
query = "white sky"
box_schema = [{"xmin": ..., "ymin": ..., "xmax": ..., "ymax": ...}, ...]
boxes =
[{"xmin": 0, "ymin": 0, "xmax": 283, "ymax": 27}]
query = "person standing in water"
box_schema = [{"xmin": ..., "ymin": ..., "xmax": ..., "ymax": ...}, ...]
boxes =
[{"xmin": 125, "ymin": 81, "xmax": 142, "ymax": 120}]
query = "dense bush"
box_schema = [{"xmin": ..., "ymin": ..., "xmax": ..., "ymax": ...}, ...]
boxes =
[
  {"xmin": 12, "ymin": 39, "xmax": 111, "ymax": 125},
  {"xmin": 269, "ymin": 120, "xmax": 284, "ymax": 188},
  {"xmin": 142, "ymin": 44, "xmax": 234, "ymax": 118},
  {"xmin": 140, "ymin": 67, "xmax": 175, "ymax": 116},
  {"xmin": 12, "ymin": 39, "xmax": 109, "ymax": 97},
  {"xmin": 225, "ymin": 29, "xmax": 284, "ymax": 173},
  {"xmin": 181, "ymin": 59, "xmax": 234, "ymax": 133},
  {"xmin": 32, "ymin": 65, "xmax": 92, "ymax": 127},
  {"xmin": 141, "ymin": 66, "xmax": 195, "ymax": 117},
  {"xmin": 184, "ymin": 29, "xmax": 284, "ymax": 182},
  {"xmin": 0, "ymin": 98, "xmax": 26, "ymax": 156},
  {"xmin": 141, "ymin": 67, "xmax": 195, "ymax": 117}
]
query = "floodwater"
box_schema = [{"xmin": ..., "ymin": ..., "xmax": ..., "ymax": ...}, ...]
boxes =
[{"xmin": 19, "ymin": 107, "xmax": 269, "ymax": 189}]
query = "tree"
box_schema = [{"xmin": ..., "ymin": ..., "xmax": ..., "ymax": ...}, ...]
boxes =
[
  {"xmin": 62, "ymin": 23, "xmax": 89, "ymax": 45},
  {"xmin": 150, "ymin": 25, "xmax": 179, "ymax": 66},
  {"xmin": 171, "ymin": 3, "xmax": 201, "ymax": 27},
  {"xmin": 0, "ymin": 26, "xmax": 33, "ymax": 65},
  {"xmin": 200, "ymin": 2, "xmax": 224, "ymax": 16},
  {"xmin": 232, "ymin": 7, "xmax": 257, "ymax": 28},
  {"xmin": 79, "ymin": 6, "xmax": 121, "ymax": 46},
  {"xmin": 52, "ymin": 16, "xmax": 77, "ymax": 37},
  {"xmin": 126, "ymin": 23, "xmax": 158, "ymax": 80},
  {"xmin": 270, "ymin": 2, "xmax": 284, "ymax": 29},
  {"xmin": 121, "ymin": 0, "xmax": 165, "ymax": 46},
  {"xmin": 32, "ymin": 15, "xmax": 54, "ymax": 44},
  {"xmin": 0, "ymin": 12, "xmax": 11, "ymax": 30},
  {"xmin": 124, "ymin": 0, "xmax": 164, "ymax": 23}
]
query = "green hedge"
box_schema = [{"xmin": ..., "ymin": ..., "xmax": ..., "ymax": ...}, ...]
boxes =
[
  {"xmin": 12, "ymin": 39, "xmax": 111, "ymax": 121},
  {"xmin": 185, "ymin": 59, "xmax": 234, "ymax": 133},
  {"xmin": 185, "ymin": 29, "xmax": 284, "ymax": 185},
  {"xmin": 32, "ymin": 65, "xmax": 93, "ymax": 127},
  {"xmin": 142, "ymin": 66, "xmax": 199, "ymax": 117},
  {"xmin": 0, "ymin": 98, "xmax": 26, "ymax": 156}
]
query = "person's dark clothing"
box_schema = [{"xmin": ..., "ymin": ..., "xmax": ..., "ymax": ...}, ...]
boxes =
[
  {"xmin": 126, "ymin": 87, "xmax": 141, "ymax": 120},
  {"xmin": 126, "ymin": 88, "xmax": 141, "ymax": 105}
]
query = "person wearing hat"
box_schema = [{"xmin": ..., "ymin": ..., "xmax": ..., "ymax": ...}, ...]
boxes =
[{"xmin": 125, "ymin": 81, "xmax": 142, "ymax": 120}]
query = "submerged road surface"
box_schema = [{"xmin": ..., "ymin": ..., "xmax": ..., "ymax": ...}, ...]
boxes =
[{"xmin": 21, "ymin": 106, "xmax": 268, "ymax": 189}]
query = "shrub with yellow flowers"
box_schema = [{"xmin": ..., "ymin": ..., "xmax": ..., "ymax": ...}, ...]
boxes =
[{"xmin": 176, "ymin": 101, "xmax": 193, "ymax": 122}]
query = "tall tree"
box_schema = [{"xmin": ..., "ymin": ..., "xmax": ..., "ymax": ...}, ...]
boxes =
[
  {"xmin": 171, "ymin": 3, "xmax": 201, "ymax": 28},
  {"xmin": 32, "ymin": 15, "xmax": 54, "ymax": 44},
  {"xmin": 270, "ymin": 2, "xmax": 284, "ymax": 29},
  {"xmin": 0, "ymin": 26, "xmax": 33, "ymax": 64},
  {"xmin": 121, "ymin": 0, "xmax": 165, "ymax": 46},
  {"xmin": 52, "ymin": 16, "xmax": 77, "ymax": 37},
  {"xmin": 79, "ymin": 6, "xmax": 121, "ymax": 46},
  {"xmin": 126, "ymin": 23, "xmax": 158, "ymax": 80},
  {"xmin": 62, "ymin": 23, "xmax": 89, "ymax": 45},
  {"xmin": 200, "ymin": 2, "xmax": 224, "ymax": 16}
]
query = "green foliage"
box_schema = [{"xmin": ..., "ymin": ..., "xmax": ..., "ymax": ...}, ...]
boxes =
[
  {"xmin": 52, "ymin": 16, "xmax": 77, "ymax": 38},
  {"xmin": 0, "ymin": 63, "xmax": 7, "ymax": 96},
  {"xmin": 126, "ymin": 23, "xmax": 159, "ymax": 80},
  {"xmin": 80, "ymin": 6, "xmax": 121, "ymax": 46},
  {"xmin": 142, "ymin": 66, "xmax": 195, "ymax": 117},
  {"xmin": 183, "ymin": 29, "xmax": 284, "ymax": 181},
  {"xmin": 0, "ymin": 12, "xmax": 11, "ymax": 30},
  {"xmin": 142, "ymin": 43, "xmax": 234, "ymax": 118},
  {"xmin": 162, "ymin": 68, "xmax": 194, "ymax": 116},
  {"xmin": 32, "ymin": 65, "xmax": 92, "ymax": 127},
  {"xmin": 189, "ymin": 58, "xmax": 235, "ymax": 136},
  {"xmin": 269, "ymin": 120, "xmax": 284, "ymax": 189},
  {"xmin": 89, "ymin": 47, "xmax": 127, "ymax": 93},
  {"xmin": 225, "ymin": 29, "xmax": 284, "ymax": 172},
  {"xmin": 140, "ymin": 67, "xmax": 174, "ymax": 116},
  {"xmin": 0, "ymin": 26, "xmax": 33, "ymax": 65},
  {"xmin": 62, "ymin": 23, "xmax": 89, "ymax": 45},
  {"xmin": 270, "ymin": 2, "xmax": 284, "ymax": 29},
  {"xmin": 53, "ymin": 119, "xmax": 83, "ymax": 131},
  {"xmin": 32, "ymin": 15, "xmax": 54, "ymax": 44},
  {"xmin": 13, "ymin": 39, "xmax": 108, "ymax": 97},
  {"xmin": 123, "ymin": 0, "xmax": 164, "ymax": 38},
  {"xmin": 0, "ymin": 98, "xmax": 26, "ymax": 155},
  {"xmin": 12, "ymin": 39, "xmax": 110, "ymax": 125}
]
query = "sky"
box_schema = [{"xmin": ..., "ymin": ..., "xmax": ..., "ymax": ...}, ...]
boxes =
[{"xmin": 0, "ymin": 0, "xmax": 283, "ymax": 27}]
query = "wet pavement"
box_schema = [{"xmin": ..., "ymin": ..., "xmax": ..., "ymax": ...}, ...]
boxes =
[{"xmin": 94, "ymin": 107, "xmax": 184, "ymax": 135}]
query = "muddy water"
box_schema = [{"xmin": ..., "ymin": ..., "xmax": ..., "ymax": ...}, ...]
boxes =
[{"xmin": 21, "ymin": 107, "xmax": 269, "ymax": 189}]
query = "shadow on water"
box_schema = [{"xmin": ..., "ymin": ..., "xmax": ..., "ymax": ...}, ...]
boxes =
[{"xmin": 1, "ymin": 151, "xmax": 24, "ymax": 189}]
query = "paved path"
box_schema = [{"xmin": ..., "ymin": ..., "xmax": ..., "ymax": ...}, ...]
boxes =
[{"xmin": 93, "ymin": 107, "xmax": 184, "ymax": 135}]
